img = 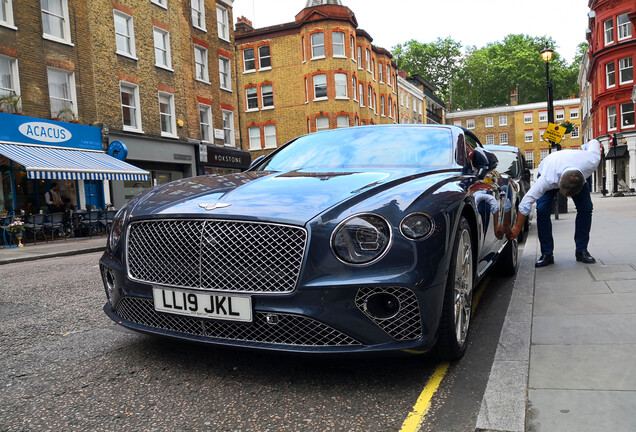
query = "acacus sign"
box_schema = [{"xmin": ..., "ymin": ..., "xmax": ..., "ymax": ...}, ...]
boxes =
[{"xmin": 18, "ymin": 122, "xmax": 72, "ymax": 143}]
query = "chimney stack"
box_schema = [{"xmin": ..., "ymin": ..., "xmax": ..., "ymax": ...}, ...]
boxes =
[
  {"xmin": 235, "ymin": 16, "xmax": 253, "ymax": 33},
  {"xmin": 510, "ymin": 89, "xmax": 518, "ymax": 106}
]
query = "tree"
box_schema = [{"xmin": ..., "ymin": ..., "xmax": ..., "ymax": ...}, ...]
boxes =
[{"xmin": 392, "ymin": 37, "xmax": 462, "ymax": 102}]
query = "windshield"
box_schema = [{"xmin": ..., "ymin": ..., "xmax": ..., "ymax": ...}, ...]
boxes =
[
  {"xmin": 489, "ymin": 151, "xmax": 519, "ymax": 177},
  {"xmin": 259, "ymin": 126, "xmax": 454, "ymax": 171}
]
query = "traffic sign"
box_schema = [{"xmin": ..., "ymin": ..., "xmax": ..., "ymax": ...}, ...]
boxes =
[{"xmin": 542, "ymin": 123, "xmax": 567, "ymax": 143}]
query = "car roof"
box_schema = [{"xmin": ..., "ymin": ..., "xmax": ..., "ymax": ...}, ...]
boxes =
[{"xmin": 483, "ymin": 144, "xmax": 520, "ymax": 153}]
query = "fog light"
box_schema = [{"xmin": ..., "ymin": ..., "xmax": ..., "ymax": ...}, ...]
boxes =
[
  {"xmin": 102, "ymin": 266, "xmax": 116, "ymax": 305},
  {"xmin": 365, "ymin": 292, "xmax": 400, "ymax": 319}
]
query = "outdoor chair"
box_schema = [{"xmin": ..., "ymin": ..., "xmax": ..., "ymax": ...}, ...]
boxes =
[
  {"xmin": 24, "ymin": 214, "xmax": 47, "ymax": 245},
  {"xmin": 99, "ymin": 210, "xmax": 117, "ymax": 233},
  {"xmin": 80, "ymin": 210, "xmax": 101, "ymax": 238},
  {"xmin": 44, "ymin": 213, "xmax": 66, "ymax": 242},
  {"xmin": 618, "ymin": 180, "xmax": 635, "ymax": 196}
]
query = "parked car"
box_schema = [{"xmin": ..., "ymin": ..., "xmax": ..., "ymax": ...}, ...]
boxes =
[
  {"xmin": 484, "ymin": 144, "xmax": 532, "ymax": 241},
  {"xmin": 100, "ymin": 125, "xmax": 519, "ymax": 361}
]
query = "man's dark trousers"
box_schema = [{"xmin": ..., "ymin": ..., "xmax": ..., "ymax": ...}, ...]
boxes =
[{"xmin": 535, "ymin": 182, "xmax": 593, "ymax": 255}]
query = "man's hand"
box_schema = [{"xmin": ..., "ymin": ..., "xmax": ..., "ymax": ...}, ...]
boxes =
[{"xmin": 508, "ymin": 212, "xmax": 526, "ymax": 241}]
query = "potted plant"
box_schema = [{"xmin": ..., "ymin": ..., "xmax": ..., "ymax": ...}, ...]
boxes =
[
  {"xmin": 0, "ymin": 94, "xmax": 21, "ymax": 114},
  {"xmin": 7, "ymin": 218, "xmax": 25, "ymax": 247},
  {"xmin": 56, "ymin": 106, "xmax": 78, "ymax": 123},
  {"xmin": 559, "ymin": 120, "xmax": 575, "ymax": 134}
]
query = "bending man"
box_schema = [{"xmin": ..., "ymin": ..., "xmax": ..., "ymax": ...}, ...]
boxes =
[{"xmin": 509, "ymin": 139, "xmax": 601, "ymax": 267}]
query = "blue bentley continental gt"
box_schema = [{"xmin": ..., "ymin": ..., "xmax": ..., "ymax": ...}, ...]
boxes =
[{"xmin": 100, "ymin": 125, "xmax": 519, "ymax": 361}]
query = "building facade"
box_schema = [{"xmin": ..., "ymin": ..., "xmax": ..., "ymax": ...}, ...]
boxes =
[
  {"xmin": 397, "ymin": 72, "xmax": 424, "ymax": 124},
  {"xmin": 585, "ymin": 0, "xmax": 635, "ymax": 193},
  {"xmin": 446, "ymin": 95, "xmax": 582, "ymax": 182},
  {"xmin": 234, "ymin": 0, "xmax": 398, "ymax": 158}
]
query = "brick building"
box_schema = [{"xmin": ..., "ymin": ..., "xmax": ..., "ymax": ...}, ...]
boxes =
[
  {"xmin": 1, "ymin": 0, "xmax": 250, "ymax": 213},
  {"xmin": 396, "ymin": 72, "xmax": 446, "ymax": 125},
  {"xmin": 584, "ymin": 1, "xmax": 635, "ymax": 193},
  {"xmin": 446, "ymin": 94, "xmax": 582, "ymax": 179},
  {"xmin": 234, "ymin": 0, "xmax": 398, "ymax": 158}
]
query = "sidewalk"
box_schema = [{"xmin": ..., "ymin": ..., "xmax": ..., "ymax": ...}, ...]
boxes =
[
  {"xmin": 0, "ymin": 235, "xmax": 106, "ymax": 265},
  {"xmin": 476, "ymin": 194, "xmax": 636, "ymax": 432}
]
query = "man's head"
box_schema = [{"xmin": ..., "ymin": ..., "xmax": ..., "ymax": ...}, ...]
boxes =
[
  {"xmin": 51, "ymin": 182, "xmax": 58, "ymax": 190},
  {"xmin": 558, "ymin": 168, "xmax": 585, "ymax": 197}
]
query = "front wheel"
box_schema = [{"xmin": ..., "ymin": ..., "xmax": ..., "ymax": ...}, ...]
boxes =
[
  {"xmin": 436, "ymin": 217, "xmax": 474, "ymax": 361},
  {"xmin": 498, "ymin": 238, "xmax": 518, "ymax": 276}
]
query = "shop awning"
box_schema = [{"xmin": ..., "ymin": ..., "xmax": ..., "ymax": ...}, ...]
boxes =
[
  {"xmin": 606, "ymin": 145, "xmax": 629, "ymax": 159},
  {"xmin": 0, "ymin": 142, "xmax": 149, "ymax": 181}
]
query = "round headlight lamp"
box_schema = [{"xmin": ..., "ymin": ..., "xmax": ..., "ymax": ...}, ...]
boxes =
[
  {"xmin": 400, "ymin": 213, "xmax": 434, "ymax": 240},
  {"xmin": 108, "ymin": 207, "xmax": 128, "ymax": 251},
  {"xmin": 331, "ymin": 214, "xmax": 391, "ymax": 265}
]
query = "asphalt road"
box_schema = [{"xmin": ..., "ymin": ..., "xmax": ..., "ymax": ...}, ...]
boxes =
[{"xmin": 0, "ymin": 251, "xmax": 517, "ymax": 432}]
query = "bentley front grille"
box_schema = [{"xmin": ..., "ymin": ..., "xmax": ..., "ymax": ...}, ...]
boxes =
[
  {"xmin": 115, "ymin": 297, "xmax": 361, "ymax": 347},
  {"xmin": 126, "ymin": 219, "xmax": 307, "ymax": 293},
  {"xmin": 355, "ymin": 287, "xmax": 422, "ymax": 341}
]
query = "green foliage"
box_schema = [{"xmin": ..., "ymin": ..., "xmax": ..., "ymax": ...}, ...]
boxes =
[{"xmin": 392, "ymin": 34, "xmax": 584, "ymax": 111}]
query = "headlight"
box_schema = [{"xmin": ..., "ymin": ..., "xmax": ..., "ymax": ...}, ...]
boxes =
[
  {"xmin": 331, "ymin": 214, "xmax": 391, "ymax": 265},
  {"xmin": 108, "ymin": 207, "xmax": 128, "ymax": 251},
  {"xmin": 400, "ymin": 213, "xmax": 434, "ymax": 240}
]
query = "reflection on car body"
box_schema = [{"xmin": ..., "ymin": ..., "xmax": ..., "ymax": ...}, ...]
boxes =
[{"xmin": 100, "ymin": 125, "xmax": 519, "ymax": 361}]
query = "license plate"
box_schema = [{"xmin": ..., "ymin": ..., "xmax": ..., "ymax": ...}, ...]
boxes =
[{"xmin": 152, "ymin": 287, "xmax": 252, "ymax": 322}]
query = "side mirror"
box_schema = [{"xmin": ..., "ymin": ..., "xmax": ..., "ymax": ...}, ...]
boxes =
[
  {"xmin": 248, "ymin": 154, "xmax": 266, "ymax": 170},
  {"xmin": 472, "ymin": 148, "xmax": 498, "ymax": 180}
]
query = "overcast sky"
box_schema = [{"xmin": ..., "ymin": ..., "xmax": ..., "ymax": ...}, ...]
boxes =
[{"xmin": 232, "ymin": 0, "xmax": 590, "ymax": 63}]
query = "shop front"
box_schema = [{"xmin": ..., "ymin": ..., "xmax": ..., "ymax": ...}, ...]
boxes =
[
  {"xmin": 0, "ymin": 113, "xmax": 148, "ymax": 214},
  {"xmin": 198, "ymin": 143, "xmax": 251, "ymax": 176}
]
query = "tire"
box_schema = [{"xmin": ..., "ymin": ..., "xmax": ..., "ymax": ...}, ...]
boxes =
[
  {"xmin": 498, "ymin": 238, "xmax": 518, "ymax": 276},
  {"xmin": 436, "ymin": 217, "xmax": 474, "ymax": 361}
]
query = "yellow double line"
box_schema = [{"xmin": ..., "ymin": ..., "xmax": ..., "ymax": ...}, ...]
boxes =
[{"xmin": 399, "ymin": 277, "xmax": 490, "ymax": 432}]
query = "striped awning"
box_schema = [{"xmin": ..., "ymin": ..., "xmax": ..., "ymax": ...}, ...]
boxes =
[{"xmin": 0, "ymin": 142, "xmax": 149, "ymax": 181}]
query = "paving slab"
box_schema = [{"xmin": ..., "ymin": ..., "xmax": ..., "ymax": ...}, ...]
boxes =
[
  {"xmin": 533, "ymin": 279, "xmax": 611, "ymax": 296},
  {"xmin": 529, "ymin": 344, "xmax": 636, "ymax": 390},
  {"xmin": 527, "ymin": 389, "xmax": 636, "ymax": 432},
  {"xmin": 476, "ymin": 361, "xmax": 528, "ymax": 432},
  {"xmin": 534, "ymin": 292, "xmax": 636, "ymax": 316},
  {"xmin": 532, "ymin": 314, "xmax": 636, "ymax": 345},
  {"xmin": 608, "ymin": 280, "xmax": 636, "ymax": 293}
]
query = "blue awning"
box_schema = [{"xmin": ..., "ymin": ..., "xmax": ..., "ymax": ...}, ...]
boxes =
[{"xmin": 0, "ymin": 142, "xmax": 149, "ymax": 181}]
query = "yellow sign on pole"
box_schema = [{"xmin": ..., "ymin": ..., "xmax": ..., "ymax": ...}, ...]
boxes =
[{"xmin": 542, "ymin": 123, "xmax": 567, "ymax": 143}]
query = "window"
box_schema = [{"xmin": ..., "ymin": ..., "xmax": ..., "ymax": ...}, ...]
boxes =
[
  {"xmin": 194, "ymin": 45, "xmax": 208, "ymax": 82},
  {"xmin": 350, "ymin": 35, "xmax": 355, "ymax": 60},
  {"xmin": 524, "ymin": 112, "xmax": 532, "ymax": 123},
  {"xmin": 499, "ymin": 115, "xmax": 508, "ymax": 126},
  {"xmin": 379, "ymin": 63, "xmax": 383, "ymax": 82},
  {"xmin": 540, "ymin": 149, "xmax": 549, "ymax": 161},
  {"xmin": 261, "ymin": 84, "xmax": 273, "ymax": 108},
  {"xmin": 371, "ymin": 59, "xmax": 375, "ymax": 79},
  {"xmin": 499, "ymin": 133, "xmax": 508, "ymax": 144},
  {"xmin": 485, "ymin": 117, "xmax": 494, "ymax": 128},
  {"xmin": 243, "ymin": 48, "xmax": 255, "ymax": 72},
  {"xmin": 245, "ymin": 87, "xmax": 258, "ymax": 110},
  {"xmin": 525, "ymin": 130, "xmax": 533, "ymax": 142},
  {"xmin": 354, "ymin": 116, "xmax": 359, "ymax": 126},
  {"xmin": 359, "ymin": 84, "xmax": 364, "ymax": 106},
  {"xmin": 0, "ymin": 55, "xmax": 19, "ymax": 112},
  {"xmin": 191, "ymin": 0, "xmax": 205, "ymax": 30},
  {"xmin": 158, "ymin": 92, "xmax": 176, "ymax": 137},
  {"xmin": 387, "ymin": 65, "xmax": 391, "ymax": 86},
  {"xmin": 219, "ymin": 56, "xmax": 231, "ymax": 90},
  {"xmin": 42, "ymin": 0, "xmax": 70, "ymax": 43},
  {"xmin": 380, "ymin": 96, "xmax": 385, "ymax": 116},
  {"xmin": 539, "ymin": 129, "xmax": 546, "ymax": 141},
  {"xmin": 356, "ymin": 46, "xmax": 362, "ymax": 66},
  {"xmin": 486, "ymin": 134, "xmax": 494, "ymax": 145},
  {"xmin": 352, "ymin": 76, "xmax": 357, "ymax": 100},
  {"xmin": 368, "ymin": 85, "xmax": 373, "ymax": 108},
  {"xmin": 151, "ymin": 0, "xmax": 167, "ymax": 8},
  {"xmin": 525, "ymin": 151, "xmax": 534, "ymax": 169},
  {"xmin": 621, "ymin": 102, "xmax": 635, "ymax": 128},
  {"xmin": 366, "ymin": 49, "xmax": 371, "ymax": 71},
  {"xmin": 216, "ymin": 6, "xmax": 229, "ymax": 40},
  {"xmin": 313, "ymin": 74, "xmax": 327, "ymax": 99},
  {"xmin": 199, "ymin": 104, "xmax": 212, "ymax": 142},
  {"xmin": 453, "ymin": 120, "xmax": 462, "ymax": 127},
  {"xmin": 316, "ymin": 116, "xmax": 329, "ymax": 132},
  {"xmin": 608, "ymin": 105, "xmax": 617, "ymax": 130},
  {"xmin": 332, "ymin": 31, "xmax": 345, "ymax": 57},
  {"xmin": 301, "ymin": 36, "xmax": 305, "ymax": 62},
  {"xmin": 606, "ymin": 62, "xmax": 616, "ymax": 87},
  {"xmin": 114, "ymin": 10, "xmax": 136, "ymax": 57},
  {"xmin": 539, "ymin": 111, "xmax": 548, "ymax": 122},
  {"xmin": 222, "ymin": 110, "xmax": 235, "ymax": 146},
  {"xmin": 1, "ymin": 0, "xmax": 15, "ymax": 27},
  {"xmin": 258, "ymin": 45, "xmax": 271, "ymax": 69},
  {"xmin": 47, "ymin": 68, "xmax": 76, "ymax": 118},
  {"xmin": 571, "ymin": 126, "xmax": 580, "ymax": 138},
  {"xmin": 466, "ymin": 119, "xmax": 475, "ymax": 129},
  {"xmin": 153, "ymin": 27, "xmax": 171, "ymax": 69},
  {"xmin": 570, "ymin": 107, "xmax": 579, "ymax": 119},
  {"xmin": 311, "ymin": 33, "xmax": 324, "ymax": 58},
  {"xmin": 120, "ymin": 82, "xmax": 141, "ymax": 131},
  {"xmin": 335, "ymin": 73, "xmax": 347, "ymax": 98},
  {"xmin": 618, "ymin": 13, "xmax": 632, "ymax": 40},
  {"xmin": 248, "ymin": 126, "xmax": 261, "ymax": 150},
  {"xmin": 406, "ymin": 94, "xmax": 409, "ymax": 108},
  {"xmin": 555, "ymin": 108, "xmax": 565, "ymax": 121},
  {"xmin": 604, "ymin": 18, "xmax": 614, "ymax": 45},
  {"xmin": 337, "ymin": 115, "xmax": 349, "ymax": 128},
  {"xmin": 264, "ymin": 124, "xmax": 277, "ymax": 148},
  {"xmin": 619, "ymin": 57, "xmax": 633, "ymax": 84}
]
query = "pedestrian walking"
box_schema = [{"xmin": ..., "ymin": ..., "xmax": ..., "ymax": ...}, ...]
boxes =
[{"xmin": 508, "ymin": 139, "xmax": 602, "ymax": 267}]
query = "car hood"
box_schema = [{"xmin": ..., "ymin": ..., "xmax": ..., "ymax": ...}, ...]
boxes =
[{"xmin": 129, "ymin": 169, "xmax": 446, "ymax": 225}]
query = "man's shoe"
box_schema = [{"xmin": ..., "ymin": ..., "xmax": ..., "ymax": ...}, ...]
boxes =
[
  {"xmin": 535, "ymin": 254, "xmax": 554, "ymax": 267},
  {"xmin": 575, "ymin": 251, "xmax": 596, "ymax": 264}
]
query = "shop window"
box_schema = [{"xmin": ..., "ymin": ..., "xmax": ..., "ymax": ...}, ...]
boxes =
[
  {"xmin": 248, "ymin": 126, "xmax": 261, "ymax": 150},
  {"xmin": 316, "ymin": 116, "xmax": 329, "ymax": 132},
  {"xmin": 191, "ymin": 0, "xmax": 205, "ymax": 30},
  {"xmin": 245, "ymin": 87, "xmax": 258, "ymax": 110},
  {"xmin": 336, "ymin": 115, "xmax": 349, "ymax": 128},
  {"xmin": 621, "ymin": 102, "xmax": 635, "ymax": 128},
  {"xmin": 619, "ymin": 57, "xmax": 633, "ymax": 84},
  {"xmin": 199, "ymin": 104, "xmax": 212, "ymax": 142},
  {"xmin": 264, "ymin": 124, "xmax": 277, "ymax": 148},
  {"xmin": 222, "ymin": 110, "xmax": 235, "ymax": 146},
  {"xmin": 120, "ymin": 82, "xmax": 141, "ymax": 131},
  {"xmin": 158, "ymin": 92, "xmax": 176, "ymax": 137},
  {"xmin": 258, "ymin": 45, "xmax": 271, "ymax": 69},
  {"xmin": 1, "ymin": 0, "xmax": 15, "ymax": 27},
  {"xmin": 216, "ymin": 5, "xmax": 229, "ymax": 41},
  {"xmin": 618, "ymin": 13, "xmax": 632, "ymax": 40},
  {"xmin": 261, "ymin": 84, "xmax": 274, "ymax": 108},
  {"xmin": 332, "ymin": 32, "xmax": 345, "ymax": 57},
  {"xmin": 243, "ymin": 48, "xmax": 255, "ymax": 72},
  {"xmin": 313, "ymin": 74, "xmax": 327, "ymax": 99},
  {"xmin": 47, "ymin": 68, "xmax": 76, "ymax": 119},
  {"xmin": 153, "ymin": 27, "xmax": 171, "ymax": 69},
  {"xmin": 114, "ymin": 10, "xmax": 136, "ymax": 57},
  {"xmin": 219, "ymin": 56, "xmax": 231, "ymax": 90},
  {"xmin": 43, "ymin": 0, "xmax": 71, "ymax": 44},
  {"xmin": 194, "ymin": 45, "xmax": 209, "ymax": 82},
  {"xmin": 335, "ymin": 73, "xmax": 347, "ymax": 99},
  {"xmin": 0, "ymin": 55, "xmax": 20, "ymax": 112},
  {"xmin": 311, "ymin": 33, "xmax": 325, "ymax": 58}
]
